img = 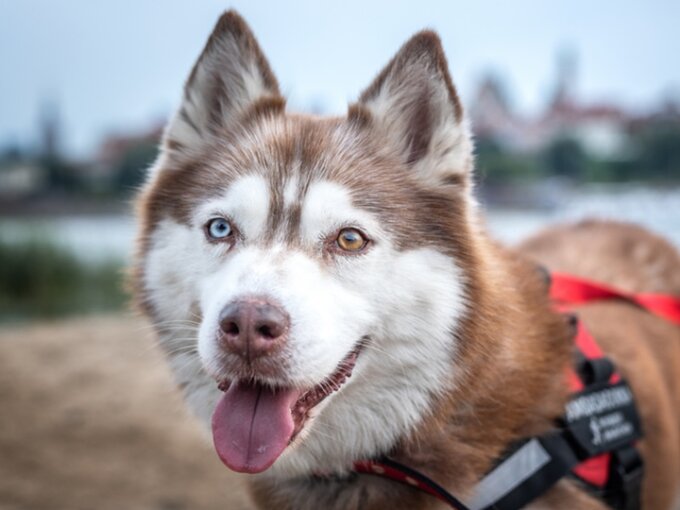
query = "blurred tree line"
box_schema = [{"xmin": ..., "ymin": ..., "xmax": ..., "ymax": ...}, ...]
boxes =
[
  {"xmin": 2, "ymin": 113, "xmax": 679, "ymax": 202},
  {"xmin": 109, "ymin": 139, "xmax": 158, "ymax": 192},
  {"xmin": 0, "ymin": 238, "xmax": 126, "ymax": 322},
  {"xmin": 0, "ymin": 122, "xmax": 160, "ymax": 202},
  {"xmin": 476, "ymin": 118, "xmax": 680, "ymax": 184}
]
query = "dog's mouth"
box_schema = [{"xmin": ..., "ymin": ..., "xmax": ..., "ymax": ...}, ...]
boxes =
[{"xmin": 211, "ymin": 341, "xmax": 364, "ymax": 474}]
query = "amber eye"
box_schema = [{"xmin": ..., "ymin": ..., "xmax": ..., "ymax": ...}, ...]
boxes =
[{"xmin": 336, "ymin": 228, "xmax": 368, "ymax": 252}]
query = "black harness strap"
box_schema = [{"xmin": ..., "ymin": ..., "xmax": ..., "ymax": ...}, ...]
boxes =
[
  {"xmin": 598, "ymin": 445, "xmax": 644, "ymax": 510},
  {"xmin": 469, "ymin": 433, "xmax": 580, "ymax": 510}
]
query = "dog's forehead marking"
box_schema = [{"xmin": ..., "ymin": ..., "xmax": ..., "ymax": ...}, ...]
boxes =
[
  {"xmin": 196, "ymin": 173, "xmax": 270, "ymax": 240},
  {"xmin": 283, "ymin": 174, "xmax": 300, "ymax": 209}
]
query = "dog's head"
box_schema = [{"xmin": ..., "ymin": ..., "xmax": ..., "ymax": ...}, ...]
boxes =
[{"xmin": 134, "ymin": 11, "xmax": 477, "ymax": 477}]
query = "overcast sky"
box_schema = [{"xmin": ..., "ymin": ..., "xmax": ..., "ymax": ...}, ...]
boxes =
[{"xmin": 2, "ymin": 0, "xmax": 679, "ymax": 157}]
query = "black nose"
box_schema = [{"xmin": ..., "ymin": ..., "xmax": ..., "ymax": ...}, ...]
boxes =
[{"xmin": 218, "ymin": 299, "xmax": 290, "ymax": 362}]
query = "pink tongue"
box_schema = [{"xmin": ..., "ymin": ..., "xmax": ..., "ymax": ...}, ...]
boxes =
[{"xmin": 211, "ymin": 381, "xmax": 300, "ymax": 473}]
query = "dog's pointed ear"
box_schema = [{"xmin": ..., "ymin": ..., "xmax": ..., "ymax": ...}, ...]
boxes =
[
  {"xmin": 350, "ymin": 31, "xmax": 473, "ymax": 186},
  {"xmin": 163, "ymin": 10, "xmax": 283, "ymax": 152}
]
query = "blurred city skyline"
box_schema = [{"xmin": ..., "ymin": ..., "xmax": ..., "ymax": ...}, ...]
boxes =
[{"xmin": 2, "ymin": 0, "xmax": 680, "ymax": 158}]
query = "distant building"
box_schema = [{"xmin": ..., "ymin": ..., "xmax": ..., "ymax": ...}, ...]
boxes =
[
  {"xmin": 85, "ymin": 123, "xmax": 163, "ymax": 190},
  {"xmin": 0, "ymin": 160, "xmax": 46, "ymax": 197},
  {"xmin": 470, "ymin": 49, "xmax": 633, "ymax": 159},
  {"xmin": 471, "ymin": 74, "xmax": 525, "ymax": 149},
  {"xmin": 0, "ymin": 98, "xmax": 62, "ymax": 198},
  {"xmin": 40, "ymin": 98, "xmax": 61, "ymax": 160}
]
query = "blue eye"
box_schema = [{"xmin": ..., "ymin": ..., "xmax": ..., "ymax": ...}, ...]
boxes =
[{"xmin": 206, "ymin": 218, "xmax": 233, "ymax": 240}]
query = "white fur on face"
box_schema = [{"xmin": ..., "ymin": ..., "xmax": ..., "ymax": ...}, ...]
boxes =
[
  {"xmin": 143, "ymin": 218, "xmax": 216, "ymax": 425},
  {"xmin": 282, "ymin": 174, "xmax": 299, "ymax": 209},
  {"xmin": 197, "ymin": 178, "xmax": 381, "ymax": 387},
  {"xmin": 144, "ymin": 175, "xmax": 468, "ymax": 476},
  {"xmin": 144, "ymin": 219, "xmax": 204, "ymax": 323},
  {"xmin": 197, "ymin": 242, "xmax": 376, "ymax": 386},
  {"xmin": 269, "ymin": 246, "xmax": 467, "ymax": 476}
]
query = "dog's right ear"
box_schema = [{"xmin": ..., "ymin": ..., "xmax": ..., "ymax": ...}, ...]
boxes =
[{"xmin": 163, "ymin": 10, "xmax": 283, "ymax": 153}]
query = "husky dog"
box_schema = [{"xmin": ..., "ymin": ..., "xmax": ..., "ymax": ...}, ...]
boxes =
[{"xmin": 133, "ymin": 10, "xmax": 680, "ymax": 509}]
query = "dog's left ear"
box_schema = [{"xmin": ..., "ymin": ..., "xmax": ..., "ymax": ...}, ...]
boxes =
[{"xmin": 351, "ymin": 31, "xmax": 473, "ymax": 186}]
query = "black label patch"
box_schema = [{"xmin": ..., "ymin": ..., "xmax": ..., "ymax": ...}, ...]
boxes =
[{"xmin": 565, "ymin": 380, "xmax": 643, "ymax": 458}]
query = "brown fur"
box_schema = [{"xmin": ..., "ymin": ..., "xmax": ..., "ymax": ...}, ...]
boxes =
[{"xmin": 133, "ymin": 11, "xmax": 680, "ymax": 509}]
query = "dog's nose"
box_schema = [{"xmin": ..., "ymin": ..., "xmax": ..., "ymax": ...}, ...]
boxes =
[{"xmin": 218, "ymin": 299, "xmax": 289, "ymax": 362}]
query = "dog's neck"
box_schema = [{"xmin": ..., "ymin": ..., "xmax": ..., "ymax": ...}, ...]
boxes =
[
  {"xmin": 390, "ymin": 237, "xmax": 573, "ymax": 495},
  {"xmin": 251, "ymin": 234, "xmax": 574, "ymax": 509}
]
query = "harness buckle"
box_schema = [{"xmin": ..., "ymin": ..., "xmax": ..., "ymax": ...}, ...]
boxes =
[
  {"xmin": 605, "ymin": 446, "xmax": 643, "ymax": 510},
  {"xmin": 575, "ymin": 356, "xmax": 615, "ymax": 386}
]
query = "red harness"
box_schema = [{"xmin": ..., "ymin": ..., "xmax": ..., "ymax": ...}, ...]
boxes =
[
  {"xmin": 551, "ymin": 272, "xmax": 680, "ymax": 327},
  {"xmin": 352, "ymin": 272, "xmax": 680, "ymax": 510},
  {"xmin": 553, "ymin": 273, "xmax": 680, "ymax": 490}
]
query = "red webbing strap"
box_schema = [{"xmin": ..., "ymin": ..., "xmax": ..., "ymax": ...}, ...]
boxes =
[
  {"xmin": 353, "ymin": 458, "xmax": 470, "ymax": 510},
  {"xmin": 551, "ymin": 272, "xmax": 680, "ymax": 326}
]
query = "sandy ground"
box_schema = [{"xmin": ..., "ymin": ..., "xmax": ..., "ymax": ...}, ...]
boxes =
[{"xmin": 0, "ymin": 314, "xmax": 256, "ymax": 510}]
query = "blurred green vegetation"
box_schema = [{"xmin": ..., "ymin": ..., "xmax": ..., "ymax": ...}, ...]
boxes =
[
  {"xmin": 476, "ymin": 120, "xmax": 680, "ymax": 184},
  {"xmin": 0, "ymin": 238, "xmax": 127, "ymax": 322}
]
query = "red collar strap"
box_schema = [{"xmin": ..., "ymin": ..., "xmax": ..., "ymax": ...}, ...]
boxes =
[
  {"xmin": 351, "ymin": 273, "xmax": 680, "ymax": 510},
  {"xmin": 353, "ymin": 457, "xmax": 471, "ymax": 510}
]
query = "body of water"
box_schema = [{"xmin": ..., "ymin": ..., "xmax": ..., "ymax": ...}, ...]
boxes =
[
  {"xmin": 1, "ymin": 185, "xmax": 678, "ymax": 264},
  {"xmin": 488, "ymin": 185, "xmax": 680, "ymax": 247},
  {"xmin": 0, "ymin": 214, "xmax": 136, "ymax": 263}
]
